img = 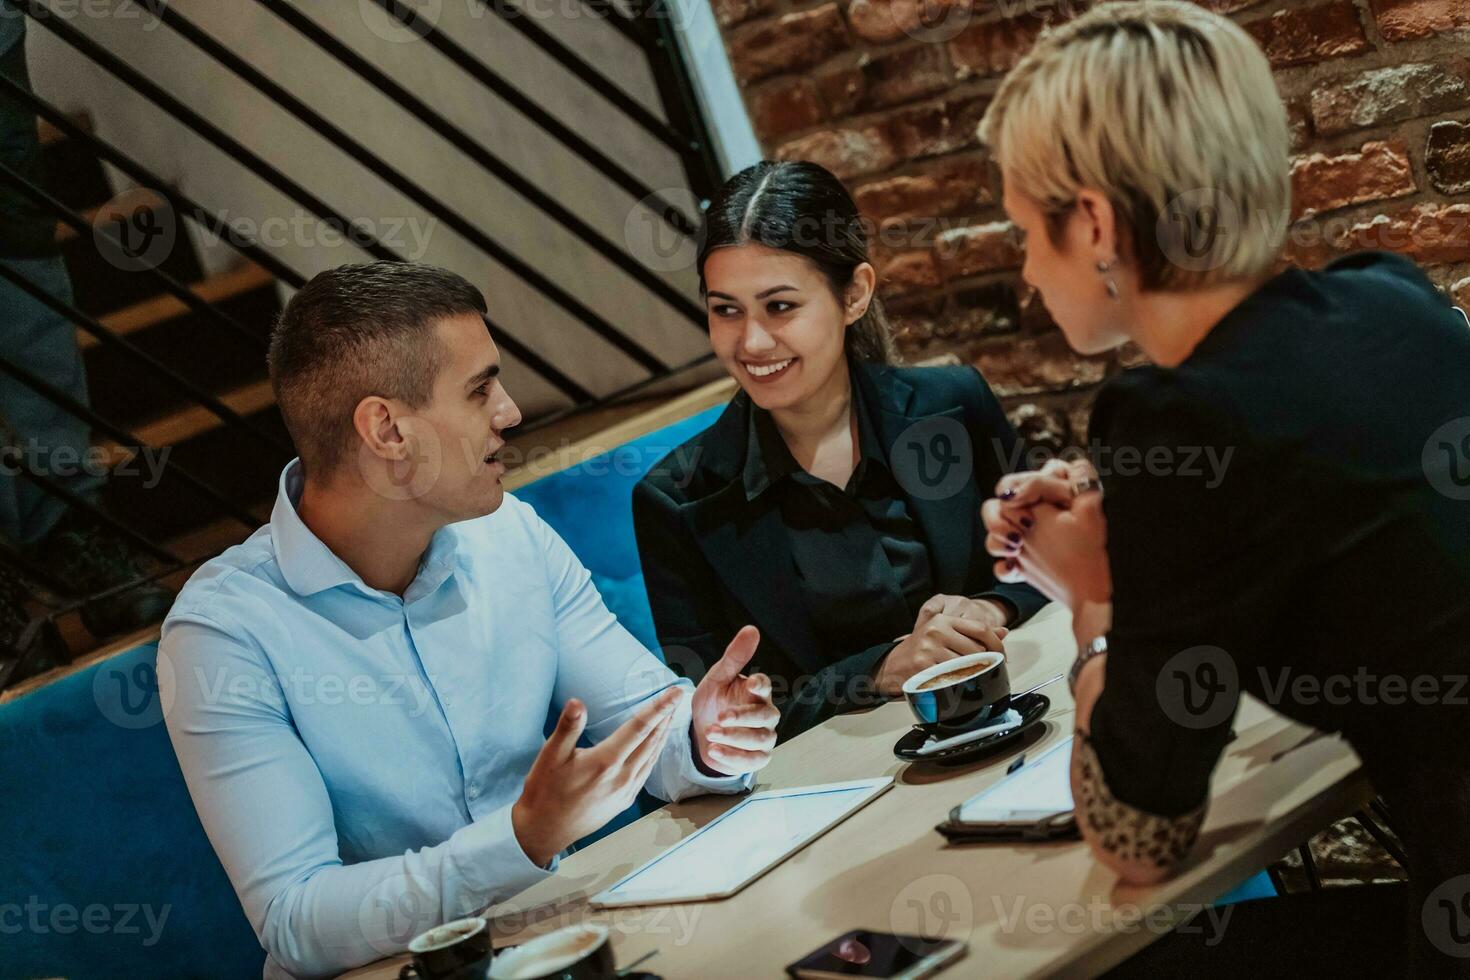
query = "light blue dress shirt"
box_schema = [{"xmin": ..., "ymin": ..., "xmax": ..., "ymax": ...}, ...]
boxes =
[{"xmin": 160, "ymin": 461, "xmax": 747, "ymax": 979}]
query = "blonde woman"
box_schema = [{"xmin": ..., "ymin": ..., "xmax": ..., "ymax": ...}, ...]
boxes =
[{"xmin": 978, "ymin": 1, "xmax": 1470, "ymax": 973}]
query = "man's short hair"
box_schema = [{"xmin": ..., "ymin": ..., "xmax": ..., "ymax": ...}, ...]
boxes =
[{"xmin": 267, "ymin": 261, "xmax": 488, "ymax": 476}]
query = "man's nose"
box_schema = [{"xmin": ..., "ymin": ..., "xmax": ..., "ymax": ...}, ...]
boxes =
[{"xmin": 494, "ymin": 391, "xmax": 522, "ymax": 432}]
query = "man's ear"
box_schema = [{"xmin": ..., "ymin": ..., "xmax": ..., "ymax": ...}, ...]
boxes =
[
  {"xmin": 844, "ymin": 262, "xmax": 878, "ymax": 325},
  {"xmin": 352, "ymin": 396, "xmax": 408, "ymax": 463}
]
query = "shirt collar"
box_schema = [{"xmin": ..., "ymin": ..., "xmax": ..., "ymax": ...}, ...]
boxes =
[
  {"xmin": 741, "ymin": 404, "xmax": 794, "ymax": 501},
  {"xmin": 271, "ymin": 459, "xmax": 459, "ymax": 601},
  {"xmin": 739, "ymin": 360, "xmax": 889, "ymax": 502},
  {"xmin": 852, "ymin": 371, "xmax": 889, "ymax": 467}
]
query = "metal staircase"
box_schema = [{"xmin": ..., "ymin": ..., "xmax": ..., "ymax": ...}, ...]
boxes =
[{"xmin": 0, "ymin": 0, "xmax": 727, "ymax": 684}]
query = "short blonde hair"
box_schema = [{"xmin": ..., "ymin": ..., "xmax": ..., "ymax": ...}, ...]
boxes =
[{"xmin": 979, "ymin": 0, "xmax": 1290, "ymax": 290}]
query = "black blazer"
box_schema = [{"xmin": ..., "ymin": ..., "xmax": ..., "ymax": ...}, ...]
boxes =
[
  {"xmin": 1078, "ymin": 253, "xmax": 1470, "ymax": 976},
  {"xmin": 633, "ymin": 360, "xmax": 1047, "ymax": 740}
]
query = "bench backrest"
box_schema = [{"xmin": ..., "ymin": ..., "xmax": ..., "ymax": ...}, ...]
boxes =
[{"xmin": 512, "ymin": 403, "xmax": 724, "ymax": 653}]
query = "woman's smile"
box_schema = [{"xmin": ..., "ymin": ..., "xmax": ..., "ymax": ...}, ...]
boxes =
[{"xmin": 742, "ymin": 357, "xmax": 797, "ymax": 382}]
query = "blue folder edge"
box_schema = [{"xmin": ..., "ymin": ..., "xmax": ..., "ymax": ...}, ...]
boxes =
[{"xmin": 1215, "ymin": 870, "xmax": 1278, "ymax": 905}]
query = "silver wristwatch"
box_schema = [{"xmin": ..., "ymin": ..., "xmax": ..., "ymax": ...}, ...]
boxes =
[{"xmin": 1069, "ymin": 634, "xmax": 1108, "ymax": 694}]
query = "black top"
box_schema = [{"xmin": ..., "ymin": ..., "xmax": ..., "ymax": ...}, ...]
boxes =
[
  {"xmin": 1085, "ymin": 252, "xmax": 1470, "ymax": 975},
  {"xmin": 634, "ymin": 359, "xmax": 1047, "ymax": 741},
  {"xmin": 744, "ymin": 369, "xmax": 938, "ymax": 653}
]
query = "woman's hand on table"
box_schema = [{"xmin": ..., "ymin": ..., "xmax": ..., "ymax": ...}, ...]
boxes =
[
  {"xmin": 874, "ymin": 596, "xmax": 1009, "ymax": 698},
  {"xmin": 914, "ymin": 593, "xmax": 1012, "ymax": 631}
]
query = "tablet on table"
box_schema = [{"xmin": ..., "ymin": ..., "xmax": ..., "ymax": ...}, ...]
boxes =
[{"xmin": 590, "ymin": 777, "xmax": 894, "ymax": 908}]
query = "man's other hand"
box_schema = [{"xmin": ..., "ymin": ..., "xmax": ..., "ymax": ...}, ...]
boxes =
[
  {"xmin": 512, "ymin": 688, "xmax": 679, "ymax": 867},
  {"xmin": 691, "ymin": 626, "xmax": 778, "ymax": 776}
]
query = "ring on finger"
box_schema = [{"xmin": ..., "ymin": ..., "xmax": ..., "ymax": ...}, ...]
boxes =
[{"xmin": 1072, "ymin": 477, "xmax": 1104, "ymax": 497}]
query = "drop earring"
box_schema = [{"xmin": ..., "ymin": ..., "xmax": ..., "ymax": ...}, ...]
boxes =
[{"xmin": 1096, "ymin": 259, "xmax": 1120, "ymax": 300}]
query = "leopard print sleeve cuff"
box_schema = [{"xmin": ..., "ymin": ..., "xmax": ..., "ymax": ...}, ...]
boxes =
[{"xmin": 1072, "ymin": 733, "xmax": 1205, "ymax": 871}]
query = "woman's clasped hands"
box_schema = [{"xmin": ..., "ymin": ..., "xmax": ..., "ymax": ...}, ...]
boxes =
[
  {"xmin": 874, "ymin": 594, "xmax": 1010, "ymax": 697},
  {"xmin": 981, "ymin": 458, "xmax": 1112, "ymax": 614}
]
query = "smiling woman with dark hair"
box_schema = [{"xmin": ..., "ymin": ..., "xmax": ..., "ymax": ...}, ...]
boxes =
[{"xmin": 633, "ymin": 160, "xmax": 1046, "ymax": 742}]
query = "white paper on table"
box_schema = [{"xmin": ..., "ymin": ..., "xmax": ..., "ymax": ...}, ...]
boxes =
[
  {"xmin": 955, "ymin": 737, "xmax": 1074, "ymax": 822},
  {"xmin": 915, "ymin": 708, "xmax": 1023, "ymax": 756}
]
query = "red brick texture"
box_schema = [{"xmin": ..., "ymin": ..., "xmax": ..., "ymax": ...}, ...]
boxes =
[
  {"xmin": 1243, "ymin": 1, "xmax": 1370, "ymax": 68},
  {"xmin": 1369, "ymin": 0, "xmax": 1470, "ymax": 42},
  {"xmin": 1290, "ymin": 140, "xmax": 1416, "ymax": 220},
  {"xmin": 1282, "ymin": 203, "xmax": 1470, "ymax": 268},
  {"xmin": 1308, "ymin": 61, "xmax": 1470, "ymax": 136},
  {"xmin": 727, "ymin": 5, "xmax": 850, "ymax": 84},
  {"xmin": 853, "ymin": 154, "xmax": 992, "ymax": 229},
  {"xmin": 714, "ymin": 0, "xmax": 1470, "ymax": 442},
  {"xmin": 948, "ymin": 14, "xmax": 1052, "ymax": 79}
]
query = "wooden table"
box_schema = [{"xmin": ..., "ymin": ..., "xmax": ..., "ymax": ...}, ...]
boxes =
[{"xmin": 345, "ymin": 603, "xmax": 1370, "ymax": 979}]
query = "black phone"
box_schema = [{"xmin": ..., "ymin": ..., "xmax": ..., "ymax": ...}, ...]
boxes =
[
  {"xmin": 935, "ymin": 808, "xmax": 1078, "ymax": 843},
  {"xmin": 786, "ymin": 930, "xmax": 965, "ymax": 980}
]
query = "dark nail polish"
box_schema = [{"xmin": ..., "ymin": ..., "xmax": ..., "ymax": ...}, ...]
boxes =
[
  {"xmin": 1007, "ymin": 532, "xmax": 1020, "ymax": 543},
  {"xmin": 1021, "ymin": 517, "xmax": 1034, "ymax": 528},
  {"xmin": 1000, "ymin": 488, "xmax": 1017, "ymax": 501}
]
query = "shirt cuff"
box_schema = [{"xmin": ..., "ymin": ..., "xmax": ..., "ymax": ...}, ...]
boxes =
[
  {"xmin": 670, "ymin": 713, "xmax": 751, "ymax": 801},
  {"xmin": 447, "ymin": 801, "xmax": 557, "ymax": 913}
]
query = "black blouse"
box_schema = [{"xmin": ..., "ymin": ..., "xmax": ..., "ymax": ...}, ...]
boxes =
[
  {"xmin": 743, "ymin": 373, "xmax": 938, "ymax": 658},
  {"xmin": 633, "ymin": 358, "xmax": 1047, "ymax": 741}
]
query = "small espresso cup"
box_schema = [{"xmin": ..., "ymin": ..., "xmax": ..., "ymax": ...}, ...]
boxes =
[
  {"xmin": 902, "ymin": 652, "xmax": 1011, "ymax": 735},
  {"xmin": 399, "ymin": 916, "xmax": 493, "ymax": 980},
  {"xmin": 488, "ymin": 923, "xmax": 615, "ymax": 980}
]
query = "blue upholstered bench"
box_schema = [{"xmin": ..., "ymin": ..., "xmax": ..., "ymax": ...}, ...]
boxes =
[
  {"xmin": 0, "ymin": 400, "xmax": 1270, "ymax": 978},
  {"xmin": 0, "ymin": 638, "xmax": 262, "ymax": 979},
  {"xmin": 510, "ymin": 405, "xmax": 727, "ymax": 655}
]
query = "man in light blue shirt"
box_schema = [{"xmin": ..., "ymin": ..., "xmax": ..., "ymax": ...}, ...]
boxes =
[{"xmin": 159, "ymin": 263, "xmax": 778, "ymax": 979}]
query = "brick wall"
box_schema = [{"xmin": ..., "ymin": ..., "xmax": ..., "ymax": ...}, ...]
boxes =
[{"xmin": 712, "ymin": 0, "xmax": 1470, "ymax": 447}]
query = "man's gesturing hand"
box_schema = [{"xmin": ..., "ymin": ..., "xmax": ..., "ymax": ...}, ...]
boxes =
[
  {"xmin": 512, "ymin": 688, "xmax": 680, "ymax": 868},
  {"xmin": 691, "ymin": 625, "xmax": 778, "ymax": 776}
]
